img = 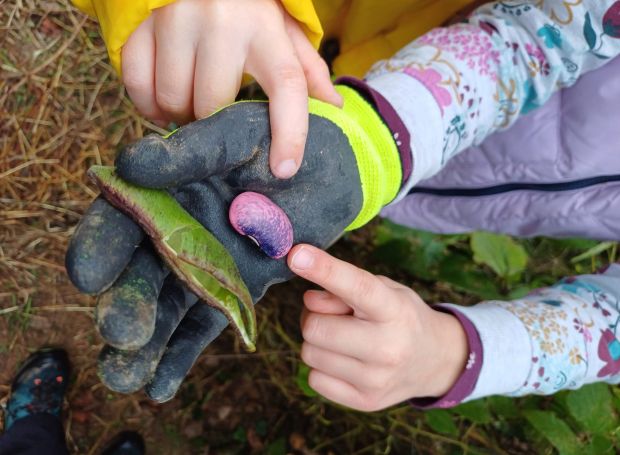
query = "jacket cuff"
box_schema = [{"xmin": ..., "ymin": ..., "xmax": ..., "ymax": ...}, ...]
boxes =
[
  {"xmin": 410, "ymin": 305, "xmax": 482, "ymax": 409},
  {"xmin": 441, "ymin": 302, "xmax": 532, "ymax": 400},
  {"xmin": 365, "ymin": 73, "xmax": 445, "ymax": 202}
]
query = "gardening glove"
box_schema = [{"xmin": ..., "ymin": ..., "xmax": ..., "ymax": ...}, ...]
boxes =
[{"xmin": 65, "ymin": 83, "xmax": 404, "ymax": 402}]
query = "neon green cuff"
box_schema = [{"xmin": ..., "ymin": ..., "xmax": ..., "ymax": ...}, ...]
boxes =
[
  {"xmin": 309, "ymin": 86, "xmax": 402, "ymax": 230},
  {"xmin": 165, "ymin": 91, "xmax": 401, "ymax": 231}
]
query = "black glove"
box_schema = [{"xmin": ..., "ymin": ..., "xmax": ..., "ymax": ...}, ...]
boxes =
[{"xmin": 66, "ymin": 85, "xmax": 403, "ymax": 402}]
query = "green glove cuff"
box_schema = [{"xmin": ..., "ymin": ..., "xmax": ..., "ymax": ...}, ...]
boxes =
[{"xmin": 309, "ymin": 85, "xmax": 402, "ymax": 230}]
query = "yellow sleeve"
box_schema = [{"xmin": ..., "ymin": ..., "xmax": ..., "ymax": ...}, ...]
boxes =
[
  {"xmin": 73, "ymin": 0, "xmax": 323, "ymax": 75},
  {"xmin": 280, "ymin": 0, "xmax": 324, "ymax": 49},
  {"xmin": 72, "ymin": 0, "xmax": 177, "ymax": 74},
  {"xmin": 333, "ymin": 0, "xmax": 475, "ymax": 77}
]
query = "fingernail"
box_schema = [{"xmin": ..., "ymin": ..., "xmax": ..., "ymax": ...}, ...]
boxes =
[
  {"xmin": 291, "ymin": 247, "xmax": 314, "ymax": 270},
  {"xmin": 275, "ymin": 159, "xmax": 297, "ymax": 179}
]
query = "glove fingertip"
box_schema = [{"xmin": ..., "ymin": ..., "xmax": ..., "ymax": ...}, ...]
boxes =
[
  {"xmin": 96, "ymin": 293, "xmax": 156, "ymax": 350},
  {"xmin": 65, "ymin": 198, "xmax": 143, "ymax": 294},
  {"xmin": 95, "ymin": 246, "xmax": 166, "ymax": 349},
  {"xmin": 144, "ymin": 379, "xmax": 178, "ymax": 403},
  {"xmin": 97, "ymin": 346, "xmax": 152, "ymax": 394},
  {"xmin": 116, "ymin": 135, "xmax": 188, "ymax": 188}
]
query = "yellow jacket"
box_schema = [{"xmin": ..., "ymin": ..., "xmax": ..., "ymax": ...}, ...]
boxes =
[{"xmin": 73, "ymin": 0, "xmax": 476, "ymax": 77}]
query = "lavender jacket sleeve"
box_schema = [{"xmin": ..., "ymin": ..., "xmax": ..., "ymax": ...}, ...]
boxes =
[{"xmin": 363, "ymin": 0, "xmax": 620, "ymax": 196}]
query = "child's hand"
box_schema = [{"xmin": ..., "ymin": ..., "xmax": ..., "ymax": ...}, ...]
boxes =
[
  {"xmin": 122, "ymin": 0, "xmax": 342, "ymax": 178},
  {"xmin": 288, "ymin": 245, "xmax": 469, "ymax": 411}
]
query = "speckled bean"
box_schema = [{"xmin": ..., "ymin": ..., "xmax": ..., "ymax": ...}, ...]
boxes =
[{"xmin": 229, "ymin": 192, "xmax": 293, "ymax": 259}]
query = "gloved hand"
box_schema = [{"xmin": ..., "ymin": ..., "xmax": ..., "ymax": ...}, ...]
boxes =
[{"xmin": 65, "ymin": 84, "xmax": 405, "ymax": 402}]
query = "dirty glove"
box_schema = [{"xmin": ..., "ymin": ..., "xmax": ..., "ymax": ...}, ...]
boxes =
[{"xmin": 65, "ymin": 83, "xmax": 405, "ymax": 402}]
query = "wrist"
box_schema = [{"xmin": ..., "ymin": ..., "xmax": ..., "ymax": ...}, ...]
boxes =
[{"xmin": 428, "ymin": 311, "xmax": 469, "ymax": 397}]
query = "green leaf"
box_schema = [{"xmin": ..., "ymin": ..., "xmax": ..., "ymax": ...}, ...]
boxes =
[
  {"xmin": 584, "ymin": 434, "xmax": 615, "ymax": 455},
  {"xmin": 453, "ymin": 400, "xmax": 492, "ymax": 424},
  {"xmin": 296, "ymin": 364, "xmax": 318, "ymax": 397},
  {"xmin": 425, "ymin": 410, "xmax": 459, "ymax": 436},
  {"xmin": 570, "ymin": 241, "xmax": 615, "ymax": 263},
  {"xmin": 487, "ymin": 396, "xmax": 519, "ymax": 419},
  {"xmin": 470, "ymin": 232, "xmax": 528, "ymax": 279},
  {"xmin": 438, "ymin": 253, "xmax": 503, "ymax": 300},
  {"xmin": 565, "ymin": 384, "xmax": 617, "ymax": 435},
  {"xmin": 266, "ymin": 437, "xmax": 286, "ymax": 455},
  {"xmin": 233, "ymin": 426, "xmax": 247, "ymax": 443},
  {"xmin": 373, "ymin": 240, "xmax": 428, "ymax": 277},
  {"xmin": 508, "ymin": 285, "xmax": 533, "ymax": 300},
  {"xmin": 611, "ymin": 386, "xmax": 620, "ymax": 414},
  {"xmin": 374, "ymin": 222, "xmax": 454, "ymax": 281},
  {"xmin": 89, "ymin": 165, "xmax": 257, "ymax": 351},
  {"xmin": 524, "ymin": 410, "xmax": 582, "ymax": 455},
  {"xmin": 584, "ymin": 12, "xmax": 597, "ymax": 50},
  {"xmin": 374, "ymin": 219, "xmax": 420, "ymax": 245}
]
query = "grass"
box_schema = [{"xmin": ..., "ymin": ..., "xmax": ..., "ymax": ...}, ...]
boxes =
[{"xmin": 1, "ymin": 1, "xmax": 620, "ymax": 454}]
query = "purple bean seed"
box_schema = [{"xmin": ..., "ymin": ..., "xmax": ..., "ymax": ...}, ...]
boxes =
[{"xmin": 229, "ymin": 192, "xmax": 293, "ymax": 259}]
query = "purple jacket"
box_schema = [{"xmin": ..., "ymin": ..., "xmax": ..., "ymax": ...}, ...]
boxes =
[{"xmin": 383, "ymin": 56, "xmax": 620, "ymax": 241}]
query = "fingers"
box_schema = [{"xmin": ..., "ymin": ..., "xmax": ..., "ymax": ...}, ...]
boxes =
[
  {"xmin": 98, "ymin": 276, "xmax": 196, "ymax": 394},
  {"xmin": 288, "ymin": 245, "xmax": 396, "ymax": 322},
  {"xmin": 300, "ymin": 310, "xmax": 371, "ymax": 359},
  {"xmin": 301, "ymin": 343, "xmax": 363, "ymax": 385},
  {"xmin": 95, "ymin": 245, "xmax": 167, "ymax": 350},
  {"xmin": 145, "ymin": 302, "xmax": 229, "ymax": 402},
  {"xmin": 248, "ymin": 22, "xmax": 308, "ymax": 179},
  {"xmin": 303, "ymin": 290, "xmax": 352, "ymax": 315},
  {"xmin": 193, "ymin": 37, "xmax": 244, "ymax": 119},
  {"xmin": 66, "ymin": 197, "xmax": 144, "ymax": 294},
  {"xmin": 122, "ymin": 16, "xmax": 166, "ymax": 124},
  {"xmin": 307, "ymin": 370, "xmax": 369, "ymax": 411},
  {"xmin": 376, "ymin": 275, "xmax": 404, "ymax": 289},
  {"xmin": 284, "ymin": 13, "xmax": 342, "ymax": 107},
  {"xmin": 153, "ymin": 8, "xmax": 197, "ymax": 124}
]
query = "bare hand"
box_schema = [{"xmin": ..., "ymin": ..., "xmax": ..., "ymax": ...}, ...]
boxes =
[
  {"xmin": 122, "ymin": 0, "xmax": 342, "ymax": 178},
  {"xmin": 288, "ymin": 245, "xmax": 469, "ymax": 411}
]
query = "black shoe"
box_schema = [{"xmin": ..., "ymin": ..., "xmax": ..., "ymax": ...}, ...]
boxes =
[
  {"xmin": 4, "ymin": 348, "xmax": 71, "ymax": 429},
  {"xmin": 101, "ymin": 431, "xmax": 145, "ymax": 455}
]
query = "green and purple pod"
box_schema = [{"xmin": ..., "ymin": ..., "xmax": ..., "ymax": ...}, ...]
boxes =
[{"xmin": 88, "ymin": 166, "xmax": 257, "ymax": 352}]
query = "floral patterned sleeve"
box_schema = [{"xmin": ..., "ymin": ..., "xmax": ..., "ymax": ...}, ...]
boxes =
[
  {"xmin": 429, "ymin": 264, "xmax": 620, "ymax": 404},
  {"xmin": 361, "ymin": 0, "xmax": 620, "ymax": 196}
]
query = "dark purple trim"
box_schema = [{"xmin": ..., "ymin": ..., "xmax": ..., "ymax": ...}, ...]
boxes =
[
  {"xmin": 410, "ymin": 306, "xmax": 483, "ymax": 409},
  {"xmin": 336, "ymin": 76, "xmax": 413, "ymax": 190}
]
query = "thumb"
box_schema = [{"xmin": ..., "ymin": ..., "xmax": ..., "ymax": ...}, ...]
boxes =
[{"xmin": 115, "ymin": 102, "xmax": 272, "ymax": 188}]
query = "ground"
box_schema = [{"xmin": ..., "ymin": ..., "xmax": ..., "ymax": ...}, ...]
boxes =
[{"xmin": 1, "ymin": 1, "xmax": 620, "ymax": 454}]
